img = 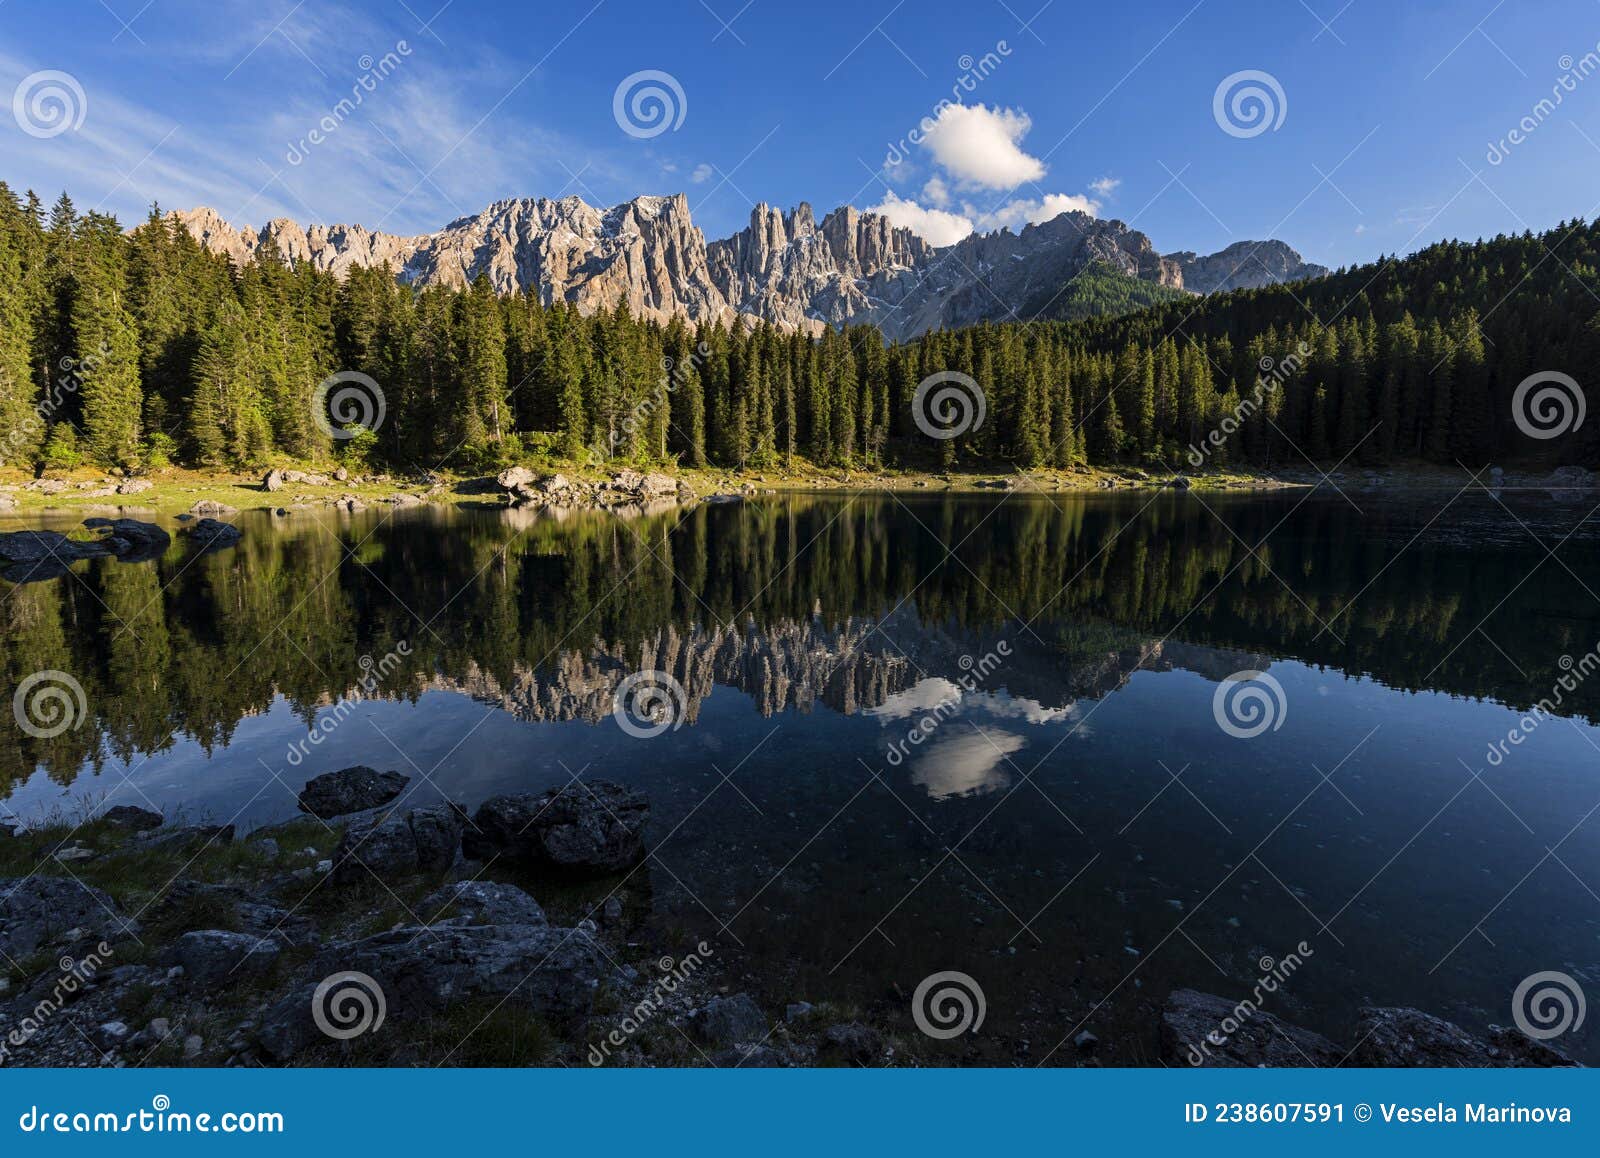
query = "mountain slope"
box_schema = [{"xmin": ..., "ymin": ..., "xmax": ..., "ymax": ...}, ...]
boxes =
[{"xmin": 171, "ymin": 195, "xmax": 1326, "ymax": 339}]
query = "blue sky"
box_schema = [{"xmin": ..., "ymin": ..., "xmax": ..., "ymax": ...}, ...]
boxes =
[{"xmin": 3, "ymin": 0, "xmax": 1600, "ymax": 266}]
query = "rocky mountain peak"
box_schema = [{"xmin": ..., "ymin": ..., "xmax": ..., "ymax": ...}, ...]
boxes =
[
  {"xmin": 172, "ymin": 193, "xmax": 1325, "ymax": 339},
  {"xmin": 1166, "ymin": 240, "xmax": 1330, "ymax": 294}
]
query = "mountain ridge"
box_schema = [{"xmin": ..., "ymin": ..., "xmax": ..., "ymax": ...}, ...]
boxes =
[{"xmin": 170, "ymin": 194, "xmax": 1329, "ymax": 340}]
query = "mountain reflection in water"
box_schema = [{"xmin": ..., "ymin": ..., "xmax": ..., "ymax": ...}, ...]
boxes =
[{"xmin": 3, "ymin": 490, "xmax": 1598, "ymax": 1063}]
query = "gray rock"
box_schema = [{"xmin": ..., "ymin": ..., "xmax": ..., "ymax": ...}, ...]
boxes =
[
  {"xmin": 101, "ymin": 804, "xmax": 163, "ymax": 831},
  {"xmin": 183, "ymin": 518, "xmax": 242, "ymax": 551},
  {"xmin": 419, "ymin": 880, "xmax": 547, "ymax": 927},
  {"xmin": 463, "ymin": 781, "xmax": 648, "ymax": 876},
  {"xmin": 496, "ymin": 466, "xmax": 538, "ymax": 491},
  {"xmin": 257, "ymin": 923, "xmax": 617, "ymax": 1059},
  {"xmin": 715, "ymin": 1044, "xmax": 786, "ymax": 1067},
  {"xmin": 330, "ymin": 802, "xmax": 465, "ymax": 884},
  {"xmin": 1350, "ymin": 1006, "xmax": 1577, "ymax": 1068},
  {"xmin": 819, "ymin": 1021, "xmax": 883, "ymax": 1065},
  {"xmin": 134, "ymin": 823, "xmax": 234, "ymax": 851},
  {"xmin": 692, "ymin": 994, "xmax": 767, "ymax": 1045},
  {"xmin": 297, "ymin": 766, "xmax": 410, "ymax": 819},
  {"xmin": 146, "ymin": 880, "xmax": 315, "ymax": 946},
  {"xmin": 174, "ymin": 929, "xmax": 280, "ymax": 988},
  {"xmin": 1159, "ymin": 989, "xmax": 1341, "ymax": 1067},
  {"xmin": 183, "ymin": 1034, "xmax": 204, "ymax": 1060},
  {"xmin": 0, "ymin": 530, "xmax": 105, "ymax": 563},
  {"xmin": 0, "ymin": 877, "xmax": 141, "ymax": 957},
  {"xmin": 785, "ymin": 1001, "xmax": 814, "ymax": 1022}
]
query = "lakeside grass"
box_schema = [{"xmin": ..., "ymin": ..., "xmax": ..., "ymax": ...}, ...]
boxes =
[{"xmin": 0, "ymin": 460, "xmax": 1304, "ymax": 518}]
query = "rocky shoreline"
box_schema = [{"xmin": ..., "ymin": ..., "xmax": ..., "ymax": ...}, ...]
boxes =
[{"xmin": 0, "ymin": 767, "xmax": 1579, "ymax": 1069}]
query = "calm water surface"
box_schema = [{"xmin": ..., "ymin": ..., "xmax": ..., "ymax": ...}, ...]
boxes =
[{"xmin": 3, "ymin": 491, "xmax": 1598, "ymax": 1063}]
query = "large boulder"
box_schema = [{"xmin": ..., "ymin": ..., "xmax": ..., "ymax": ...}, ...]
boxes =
[
  {"xmin": 463, "ymin": 781, "xmax": 648, "ymax": 875},
  {"xmin": 0, "ymin": 877, "xmax": 142, "ymax": 958},
  {"xmin": 496, "ymin": 466, "xmax": 538, "ymax": 491},
  {"xmin": 1159, "ymin": 989, "xmax": 1342, "ymax": 1067},
  {"xmin": 82, "ymin": 518, "xmax": 170, "ymax": 562},
  {"xmin": 133, "ymin": 823, "xmax": 234, "ymax": 851},
  {"xmin": 100, "ymin": 804, "xmax": 163, "ymax": 831},
  {"xmin": 146, "ymin": 879, "xmax": 316, "ymax": 947},
  {"xmin": 256, "ymin": 923, "xmax": 617, "ymax": 1058},
  {"xmin": 173, "ymin": 929, "xmax": 280, "ymax": 988},
  {"xmin": 330, "ymin": 802, "xmax": 465, "ymax": 884},
  {"xmin": 0, "ymin": 530, "xmax": 114, "ymax": 564},
  {"xmin": 297, "ymin": 766, "xmax": 410, "ymax": 819},
  {"xmin": 819, "ymin": 1021, "xmax": 884, "ymax": 1065},
  {"xmin": 182, "ymin": 518, "xmax": 242, "ymax": 551},
  {"xmin": 1350, "ymin": 1006, "xmax": 1576, "ymax": 1067},
  {"xmin": 420, "ymin": 880, "xmax": 547, "ymax": 927},
  {"xmin": 691, "ymin": 993, "xmax": 768, "ymax": 1045}
]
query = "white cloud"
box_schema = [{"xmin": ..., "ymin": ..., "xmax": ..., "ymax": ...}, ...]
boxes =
[
  {"xmin": 908, "ymin": 729, "xmax": 1022, "ymax": 801},
  {"xmin": 975, "ymin": 192, "xmax": 1099, "ymax": 232},
  {"xmin": 867, "ymin": 191, "xmax": 975, "ymax": 247},
  {"xmin": 865, "ymin": 102, "xmax": 1109, "ymax": 246},
  {"xmin": 919, "ymin": 103, "xmax": 1046, "ymax": 189},
  {"xmin": 690, "ymin": 162, "xmax": 713, "ymax": 184}
]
